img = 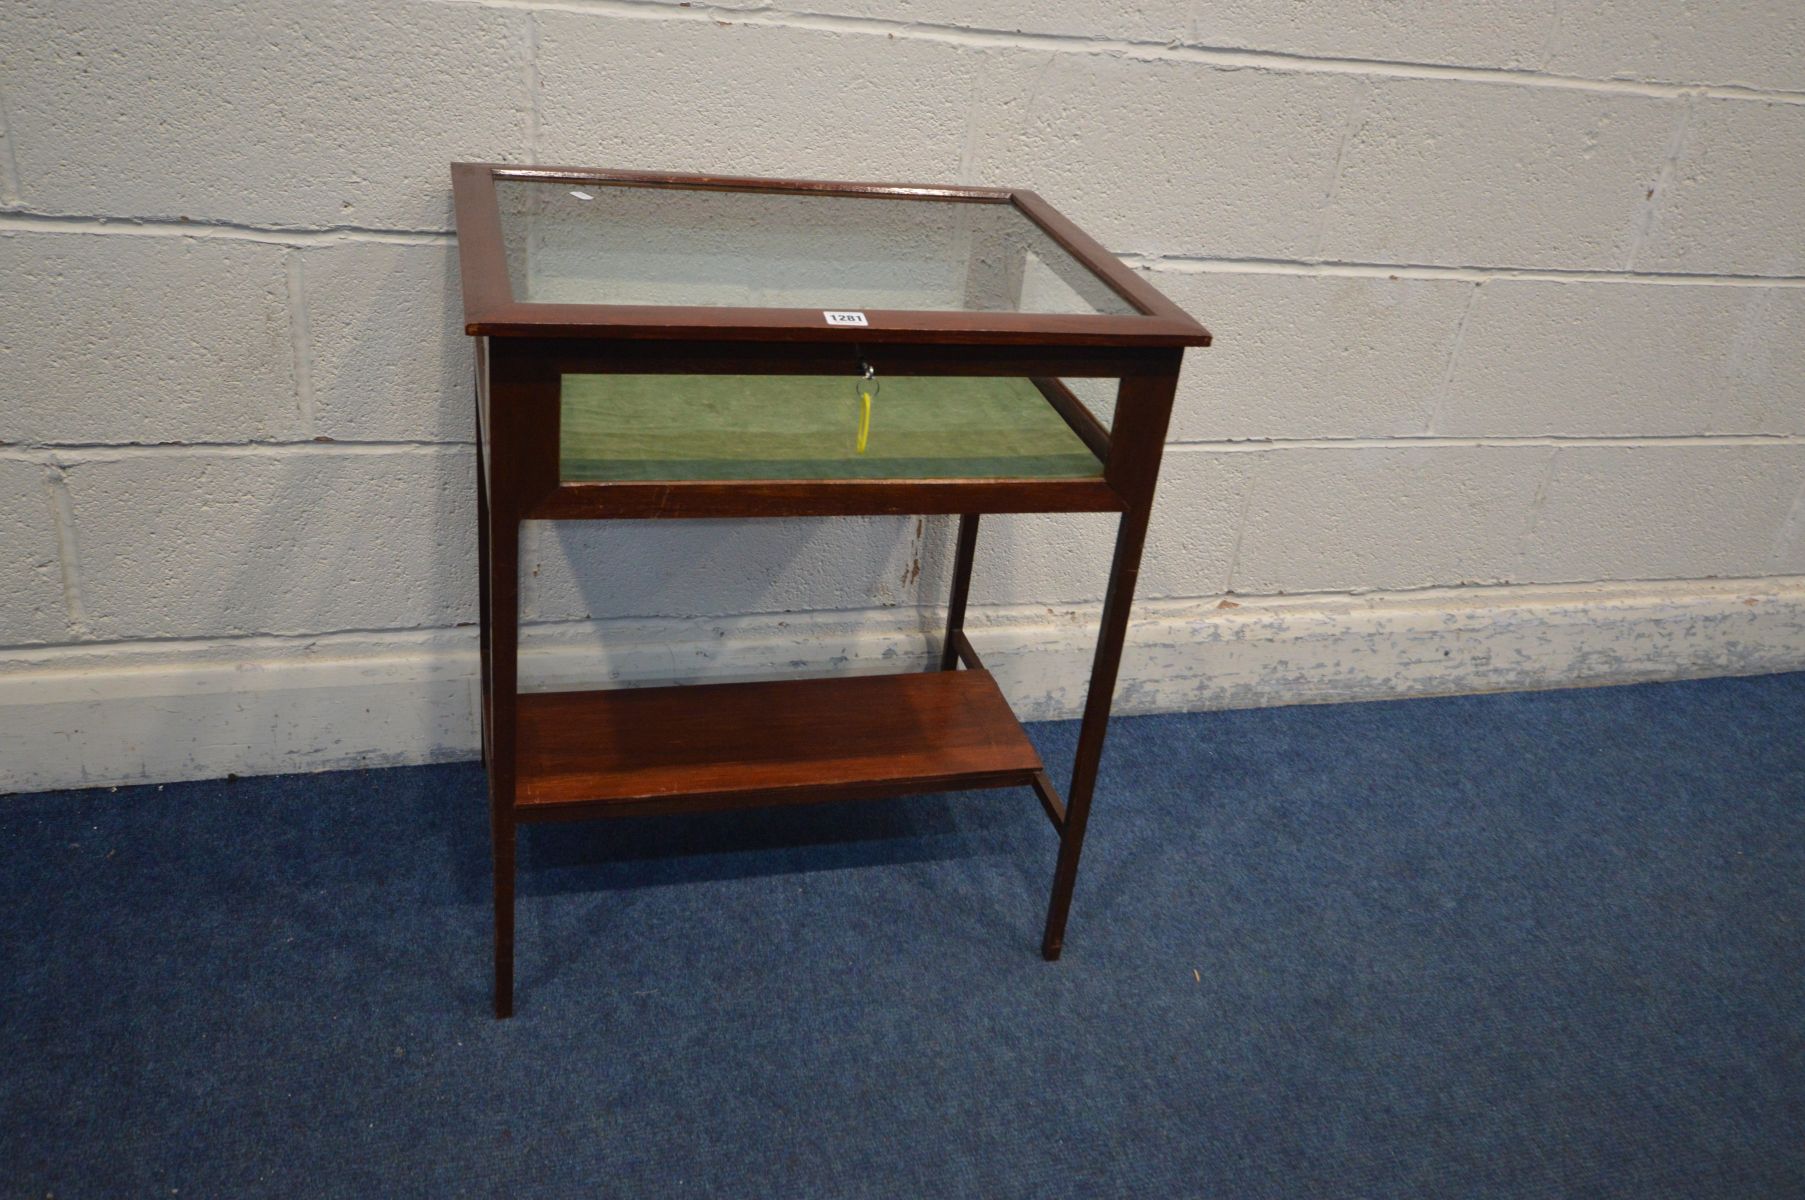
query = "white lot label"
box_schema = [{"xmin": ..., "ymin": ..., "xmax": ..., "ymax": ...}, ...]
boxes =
[{"xmin": 823, "ymin": 311, "xmax": 869, "ymax": 327}]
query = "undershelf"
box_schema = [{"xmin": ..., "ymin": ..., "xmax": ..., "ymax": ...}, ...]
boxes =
[{"xmin": 512, "ymin": 668, "xmax": 1044, "ymax": 820}]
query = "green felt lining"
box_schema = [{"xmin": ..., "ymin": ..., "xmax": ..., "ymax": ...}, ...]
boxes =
[{"xmin": 559, "ymin": 375, "xmax": 1104, "ymax": 483}]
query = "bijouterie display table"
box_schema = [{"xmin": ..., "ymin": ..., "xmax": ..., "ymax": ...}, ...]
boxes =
[{"xmin": 451, "ymin": 163, "xmax": 1211, "ymax": 1017}]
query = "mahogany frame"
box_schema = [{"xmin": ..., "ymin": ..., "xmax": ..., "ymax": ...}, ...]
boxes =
[{"xmin": 454, "ymin": 162, "xmax": 1210, "ymax": 1017}]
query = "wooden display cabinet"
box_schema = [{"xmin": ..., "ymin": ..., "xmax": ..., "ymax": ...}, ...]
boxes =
[{"xmin": 451, "ymin": 162, "xmax": 1211, "ymax": 1017}]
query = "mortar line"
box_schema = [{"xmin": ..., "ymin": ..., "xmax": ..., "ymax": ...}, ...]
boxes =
[
  {"xmin": 2, "ymin": 433, "xmax": 1798, "ymax": 464},
  {"xmin": 0, "ymin": 630, "xmax": 469, "ymax": 663},
  {"xmin": 1535, "ymin": 0, "xmax": 1565, "ymax": 72},
  {"xmin": 1124, "ymin": 254, "xmax": 1805, "ymax": 287},
  {"xmin": 0, "ymin": 81, "xmax": 23, "ymax": 207},
  {"xmin": 1166, "ymin": 433, "xmax": 1805, "ymax": 452},
  {"xmin": 1308, "ymin": 81, "xmax": 1372, "ymax": 260},
  {"xmin": 1514, "ymin": 446, "xmax": 1562, "ymax": 569},
  {"xmin": 284, "ymin": 251, "xmax": 316, "ymax": 435},
  {"xmin": 524, "ymin": 9, "xmax": 542, "ymax": 163},
  {"xmin": 1221, "ymin": 471, "xmax": 1257, "ymax": 597},
  {"xmin": 0, "ymin": 442, "xmax": 473, "ymax": 465},
  {"xmin": 427, "ymin": 0, "xmax": 1805, "ymax": 105},
  {"xmin": 41, "ymin": 464, "xmax": 88, "ymax": 636},
  {"xmin": 1770, "ymin": 475, "xmax": 1805, "ymax": 572},
  {"xmin": 1625, "ymin": 94, "xmax": 1696, "ymax": 272},
  {"xmin": 6, "ymin": 208, "xmax": 1804, "ymax": 288},
  {"xmin": 954, "ymin": 52, "xmax": 988, "ymax": 184},
  {"xmin": 1426, "ymin": 282, "xmax": 1484, "ymax": 435},
  {"xmin": 0, "ymin": 210, "xmax": 455, "ymax": 245}
]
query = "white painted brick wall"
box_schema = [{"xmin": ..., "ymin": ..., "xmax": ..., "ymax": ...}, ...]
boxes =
[
  {"xmin": 1545, "ymin": 2, "xmax": 1805, "ymax": 92},
  {"xmin": 1442, "ymin": 281, "xmax": 1805, "ymax": 437},
  {"xmin": 61, "ymin": 449, "xmax": 476, "ymax": 639},
  {"xmin": 1526, "ymin": 445, "xmax": 1805, "ymax": 582},
  {"xmin": 0, "ymin": 0, "xmax": 530, "ymax": 228},
  {"xmin": 972, "ymin": 451, "xmax": 1250, "ymax": 604},
  {"xmin": 0, "ymin": 461, "xmax": 67, "ymax": 645},
  {"xmin": 969, "ymin": 55, "xmax": 1362, "ymax": 258},
  {"xmin": 760, "ymin": 1, "xmax": 1192, "ymax": 41},
  {"xmin": 3, "ymin": 0, "xmax": 1805, "ymax": 790},
  {"xmin": 1317, "ymin": 81, "xmax": 1677, "ymax": 270},
  {"xmin": 1231, "ymin": 446, "xmax": 1546, "ymax": 594},
  {"xmin": 536, "ymin": 17, "xmax": 980, "ymax": 181},
  {"xmin": 1191, "ymin": 2, "xmax": 1557, "ymax": 70},
  {"xmin": 0, "ymin": 234, "xmax": 297, "ymax": 444},
  {"xmin": 1154, "ymin": 270, "xmax": 1472, "ymax": 440},
  {"xmin": 1638, "ymin": 99, "xmax": 1805, "ymax": 275},
  {"xmin": 303, "ymin": 242, "xmax": 473, "ymax": 443}
]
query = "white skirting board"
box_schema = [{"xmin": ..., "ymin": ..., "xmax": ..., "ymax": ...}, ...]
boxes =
[{"xmin": 4, "ymin": 577, "xmax": 1804, "ymax": 795}]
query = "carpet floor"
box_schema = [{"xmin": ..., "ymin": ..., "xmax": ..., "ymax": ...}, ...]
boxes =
[{"xmin": 2, "ymin": 673, "xmax": 1802, "ymax": 1198}]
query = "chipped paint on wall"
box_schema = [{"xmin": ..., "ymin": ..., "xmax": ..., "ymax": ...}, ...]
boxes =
[{"xmin": 5, "ymin": 578, "xmax": 1802, "ymax": 793}]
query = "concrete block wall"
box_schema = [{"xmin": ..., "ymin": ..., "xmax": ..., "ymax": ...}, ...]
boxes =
[{"xmin": 3, "ymin": 1, "xmax": 1804, "ymax": 791}]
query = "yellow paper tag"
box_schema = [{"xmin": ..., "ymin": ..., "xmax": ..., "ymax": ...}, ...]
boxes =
[{"xmin": 856, "ymin": 389, "xmax": 872, "ymax": 454}]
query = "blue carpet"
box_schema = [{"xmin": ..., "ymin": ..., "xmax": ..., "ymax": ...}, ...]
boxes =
[{"xmin": 2, "ymin": 673, "xmax": 1802, "ymax": 1198}]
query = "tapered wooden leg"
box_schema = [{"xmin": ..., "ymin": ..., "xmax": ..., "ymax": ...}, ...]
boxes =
[
  {"xmin": 487, "ymin": 511, "xmax": 520, "ymax": 1018},
  {"xmin": 475, "ymin": 438, "xmax": 492, "ymax": 767},
  {"xmin": 1041, "ymin": 361, "xmax": 1178, "ymax": 961},
  {"xmin": 939, "ymin": 514, "xmax": 980, "ymax": 671},
  {"xmin": 1041, "ymin": 504, "xmax": 1155, "ymax": 959}
]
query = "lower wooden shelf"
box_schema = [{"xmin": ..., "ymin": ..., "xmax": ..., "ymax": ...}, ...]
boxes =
[{"xmin": 513, "ymin": 669, "xmax": 1044, "ymax": 821}]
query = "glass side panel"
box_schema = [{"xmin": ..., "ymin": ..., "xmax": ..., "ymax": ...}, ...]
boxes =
[
  {"xmin": 1060, "ymin": 377, "xmax": 1118, "ymax": 430},
  {"xmin": 559, "ymin": 375, "xmax": 1104, "ymax": 482},
  {"xmin": 498, "ymin": 179, "xmax": 1137, "ymax": 316}
]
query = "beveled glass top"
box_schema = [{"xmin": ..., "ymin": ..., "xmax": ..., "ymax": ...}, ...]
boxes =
[{"xmin": 495, "ymin": 179, "xmax": 1137, "ymax": 317}]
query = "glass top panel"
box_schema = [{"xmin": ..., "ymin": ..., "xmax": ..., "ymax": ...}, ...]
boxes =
[
  {"xmin": 559, "ymin": 375, "xmax": 1103, "ymax": 483},
  {"xmin": 497, "ymin": 179, "xmax": 1138, "ymax": 316}
]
